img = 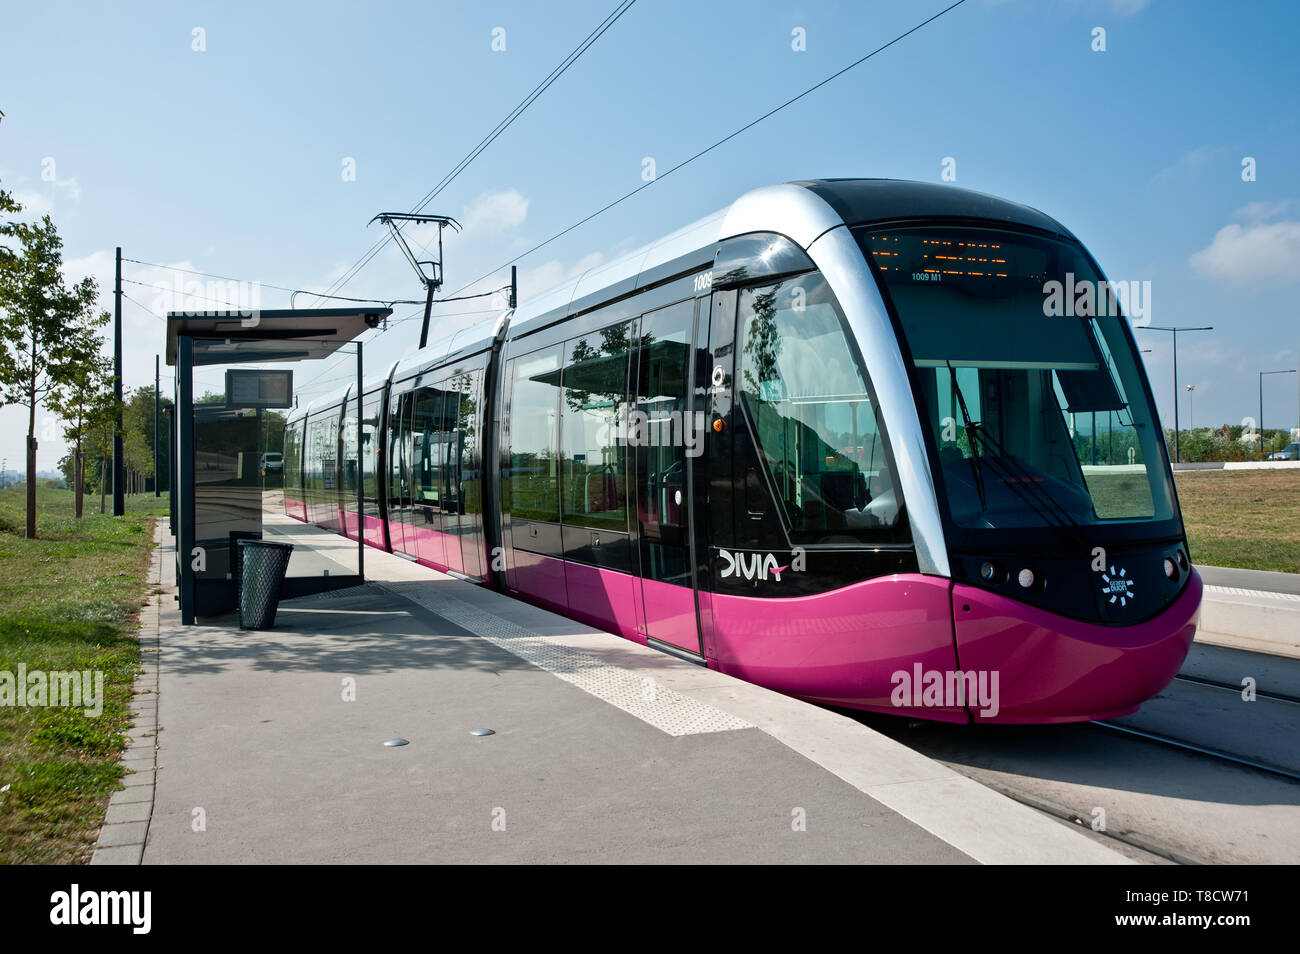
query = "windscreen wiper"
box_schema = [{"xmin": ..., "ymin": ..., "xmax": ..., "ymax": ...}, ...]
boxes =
[
  {"xmin": 945, "ymin": 364, "xmax": 1089, "ymax": 550},
  {"xmin": 946, "ymin": 362, "xmax": 987, "ymax": 513},
  {"xmin": 959, "ymin": 411, "xmax": 1092, "ymax": 552}
]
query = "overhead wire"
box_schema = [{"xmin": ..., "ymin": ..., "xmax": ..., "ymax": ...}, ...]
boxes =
[
  {"xmin": 307, "ymin": 0, "xmax": 639, "ymax": 304},
  {"xmin": 290, "ymin": 0, "xmax": 967, "ymax": 393},
  {"xmin": 441, "ymin": 0, "xmax": 970, "ymax": 300},
  {"xmin": 122, "ymin": 257, "xmax": 426, "ymax": 308}
]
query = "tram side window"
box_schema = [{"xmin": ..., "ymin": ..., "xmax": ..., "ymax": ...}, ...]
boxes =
[
  {"xmin": 341, "ymin": 398, "xmax": 359, "ymax": 497},
  {"xmin": 303, "ymin": 419, "xmax": 321, "ymax": 492},
  {"xmin": 561, "ymin": 325, "xmax": 631, "ymax": 532},
  {"xmin": 306, "ymin": 416, "xmax": 332, "ymax": 493},
  {"xmin": 737, "ymin": 273, "xmax": 906, "ymax": 545},
  {"xmin": 449, "ymin": 366, "xmax": 480, "ymax": 515},
  {"xmin": 388, "ymin": 390, "xmax": 407, "ymax": 512},
  {"xmin": 412, "ymin": 385, "xmax": 443, "ymax": 513},
  {"xmin": 322, "ymin": 413, "xmax": 338, "ymax": 492},
  {"xmin": 361, "ymin": 390, "xmax": 382, "ymax": 501},
  {"xmin": 283, "ymin": 422, "xmax": 301, "ymax": 493},
  {"xmin": 508, "ymin": 347, "xmax": 562, "ymax": 523},
  {"xmin": 431, "ymin": 378, "xmax": 461, "ymax": 514}
]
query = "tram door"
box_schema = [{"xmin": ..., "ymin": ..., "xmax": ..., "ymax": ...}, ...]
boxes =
[
  {"xmin": 437, "ymin": 386, "xmax": 465, "ymax": 575},
  {"xmin": 388, "ymin": 389, "xmax": 413, "ymax": 556},
  {"xmin": 633, "ymin": 298, "xmax": 706, "ymax": 656}
]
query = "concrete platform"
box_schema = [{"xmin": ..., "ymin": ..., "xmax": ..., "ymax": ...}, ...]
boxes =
[
  {"xmin": 124, "ymin": 516, "xmax": 1132, "ymax": 865},
  {"xmin": 1196, "ymin": 565, "xmax": 1300, "ymax": 660}
]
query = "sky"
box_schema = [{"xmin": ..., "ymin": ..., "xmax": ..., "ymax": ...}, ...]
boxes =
[{"xmin": 1, "ymin": 0, "xmax": 1298, "ymax": 472}]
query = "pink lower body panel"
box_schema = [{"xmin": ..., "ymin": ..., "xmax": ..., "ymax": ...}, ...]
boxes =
[
  {"xmin": 509, "ymin": 549, "xmax": 568, "ymax": 616},
  {"xmin": 565, "ymin": 561, "xmax": 642, "ymax": 643},
  {"xmin": 316, "ymin": 507, "xmax": 341, "ymax": 534},
  {"xmin": 342, "ymin": 512, "xmax": 388, "ymax": 551},
  {"xmin": 641, "ymin": 576, "xmax": 700, "ymax": 653},
  {"xmin": 283, "ymin": 498, "xmax": 307, "ymax": 522},
  {"xmin": 406, "ymin": 518, "xmax": 446, "ymax": 570},
  {"xmin": 951, "ymin": 570, "xmax": 1201, "ymax": 724},
  {"xmin": 710, "ymin": 575, "xmax": 967, "ymax": 723},
  {"xmin": 402, "ymin": 521, "xmax": 479, "ymax": 577}
]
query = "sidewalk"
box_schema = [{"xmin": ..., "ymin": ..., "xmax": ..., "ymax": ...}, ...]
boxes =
[{"xmin": 98, "ymin": 517, "xmax": 1130, "ymax": 865}]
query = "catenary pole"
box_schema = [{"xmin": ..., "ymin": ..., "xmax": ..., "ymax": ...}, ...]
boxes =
[{"xmin": 112, "ymin": 247, "xmax": 125, "ymax": 515}]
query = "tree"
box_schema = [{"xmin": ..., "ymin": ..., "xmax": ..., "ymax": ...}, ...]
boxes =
[
  {"xmin": 96, "ymin": 416, "xmax": 114, "ymax": 514},
  {"xmin": 48, "ymin": 313, "xmax": 116, "ymax": 517},
  {"xmin": 0, "ymin": 180, "xmax": 21, "ymax": 267},
  {"xmin": 82, "ymin": 385, "xmax": 173, "ymax": 500},
  {"xmin": 123, "ymin": 422, "xmax": 152, "ymax": 494},
  {"xmin": 0, "ymin": 210, "xmax": 100, "ymax": 537},
  {"xmin": 124, "ymin": 384, "xmax": 169, "ymax": 494}
]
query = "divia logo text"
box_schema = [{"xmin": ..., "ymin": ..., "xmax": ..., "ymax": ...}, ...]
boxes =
[{"xmin": 717, "ymin": 547, "xmax": 805, "ymax": 582}]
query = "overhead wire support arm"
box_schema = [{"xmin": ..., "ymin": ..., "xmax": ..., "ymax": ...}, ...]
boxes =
[{"xmin": 368, "ymin": 212, "xmax": 461, "ymax": 348}]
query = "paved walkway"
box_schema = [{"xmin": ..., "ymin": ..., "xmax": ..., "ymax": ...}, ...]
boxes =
[{"xmin": 97, "ymin": 517, "xmax": 1131, "ymax": 864}]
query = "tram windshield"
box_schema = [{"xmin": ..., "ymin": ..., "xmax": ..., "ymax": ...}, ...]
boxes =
[{"xmin": 857, "ymin": 225, "xmax": 1177, "ymax": 537}]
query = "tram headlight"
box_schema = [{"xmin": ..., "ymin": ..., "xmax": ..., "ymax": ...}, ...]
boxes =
[
  {"xmin": 979, "ymin": 561, "xmax": 1005, "ymax": 584},
  {"xmin": 1163, "ymin": 557, "xmax": 1178, "ymax": 580},
  {"xmin": 1017, "ymin": 568, "xmax": 1036, "ymax": 589}
]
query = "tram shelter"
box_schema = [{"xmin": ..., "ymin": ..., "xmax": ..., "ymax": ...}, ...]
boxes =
[{"xmin": 165, "ymin": 307, "xmax": 390, "ymax": 625}]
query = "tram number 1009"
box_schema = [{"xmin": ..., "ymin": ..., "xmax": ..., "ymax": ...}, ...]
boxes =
[{"xmin": 693, "ymin": 271, "xmax": 713, "ymax": 293}]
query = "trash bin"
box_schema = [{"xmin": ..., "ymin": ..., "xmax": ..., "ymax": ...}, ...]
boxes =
[
  {"xmin": 229, "ymin": 530, "xmax": 261, "ymax": 585},
  {"xmin": 237, "ymin": 539, "xmax": 294, "ymax": 630}
]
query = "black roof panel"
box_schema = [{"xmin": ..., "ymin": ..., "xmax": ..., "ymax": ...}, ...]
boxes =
[{"xmin": 792, "ymin": 179, "xmax": 1076, "ymax": 239}]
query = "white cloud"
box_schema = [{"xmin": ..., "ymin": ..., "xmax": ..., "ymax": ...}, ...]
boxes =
[
  {"xmin": 61, "ymin": 252, "xmax": 263, "ymax": 324},
  {"xmin": 11, "ymin": 177, "xmax": 80, "ymax": 219},
  {"xmin": 1152, "ymin": 145, "xmax": 1221, "ymax": 183},
  {"xmin": 519, "ymin": 249, "xmax": 607, "ymax": 298},
  {"xmin": 459, "ymin": 188, "xmax": 529, "ymax": 237},
  {"xmin": 322, "ymin": 259, "xmax": 355, "ymax": 285},
  {"xmin": 1104, "ymin": 0, "xmax": 1150, "ymax": 15},
  {"xmin": 989, "ymin": 0, "xmax": 1149, "ymax": 10},
  {"xmin": 1189, "ymin": 220, "xmax": 1300, "ymax": 286},
  {"xmin": 1058, "ymin": 0, "xmax": 1151, "ymax": 15},
  {"xmin": 375, "ymin": 190, "xmax": 529, "ymax": 282},
  {"xmin": 1235, "ymin": 200, "xmax": 1292, "ymax": 223},
  {"xmin": 62, "ymin": 248, "xmax": 115, "ymax": 295},
  {"xmin": 13, "ymin": 190, "xmax": 54, "ymax": 217}
]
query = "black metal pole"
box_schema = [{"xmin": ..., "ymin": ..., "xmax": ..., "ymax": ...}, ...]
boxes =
[
  {"xmin": 1171, "ymin": 329, "xmax": 1179, "ymax": 464},
  {"xmin": 178, "ymin": 336, "xmax": 195, "ymax": 625},
  {"xmin": 356, "ymin": 340, "xmax": 364, "ymax": 582},
  {"xmin": 154, "ymin": 354, "xmax": 160, "ymax": 497},
  {"xmin": 112, "ymin": 247, "xmax": 125, "ymax": 515},
  {"xmin": 510, "ymin": 265, "xmax": 517, "ymax": 309},
  {"xmin": 1259, "ymin": 372, "xmax": 1264, "ymax": 460},
  {"xmin": 418, "ymin": 281, "xmax": 435, "ymax": 350}
]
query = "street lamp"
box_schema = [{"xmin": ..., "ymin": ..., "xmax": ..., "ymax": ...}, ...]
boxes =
[
  {"xmin": 1185, "ymin": 384, "xmax": 1195, "ymax": 431},
  {"xmin": 1139, "ymin": 326, "xmax": 1214, "ymax": 463},
  {"xmin": 1259, "ymin": 368, "xmax": 1298, "ymax": 459}
]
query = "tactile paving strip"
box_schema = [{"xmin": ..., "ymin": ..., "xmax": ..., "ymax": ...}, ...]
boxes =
[
  {"xmin": 1205, "ymin": 585, "xmax": 1300, "ymax": 603},
  {"xmin": 379, "ymin": 581, "xmax": 752, "ymax": 737},
  {"xmin": 280, "ymin": 582, "xmax": 389, "ymax": 602}
]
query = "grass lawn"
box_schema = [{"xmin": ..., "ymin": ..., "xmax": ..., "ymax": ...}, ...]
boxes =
[
  {"xmin": 0, "ymin": 484, "xmax": 166, "ymax": 864},
  {"xmin": 1174, "ymin": 468, "xmax": 1300, "ymax": 574}
]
